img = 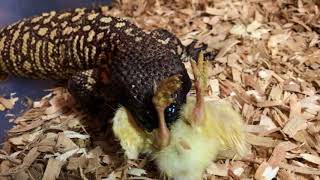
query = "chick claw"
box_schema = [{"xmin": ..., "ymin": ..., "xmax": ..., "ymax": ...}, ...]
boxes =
[
  {"xmin": 190, "ymin": 51, "xmax": 208, "ymax": 126},
  {"xmin": 152, "ymin": 75, "xmax": 182, "ymax": 149}
]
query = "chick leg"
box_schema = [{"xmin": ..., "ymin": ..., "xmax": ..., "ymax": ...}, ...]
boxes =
[
  {"xmin": 190, "ymin": 51, "xmax": 208, "ymax": 125},
  {"xmin": 152, "ymin": 75, "xmax": 182, "ymax": 149}
]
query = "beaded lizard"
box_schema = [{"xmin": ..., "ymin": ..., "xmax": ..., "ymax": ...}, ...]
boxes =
[{"xmin": 0, "ymin": 7, "xmax": 212, "ymax": 132}]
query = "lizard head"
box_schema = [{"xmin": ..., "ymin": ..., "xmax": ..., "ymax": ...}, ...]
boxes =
[
  {"xmin": 113, "ymin": 45, "xmax": 191, "ymax": 132},
  {"xmin": 124, "ymin": 63, "xmax": 192, "ymax": 132}
]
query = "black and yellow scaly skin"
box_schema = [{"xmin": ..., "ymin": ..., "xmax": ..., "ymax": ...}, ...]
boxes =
[{"xmin": 0, "ymin": 7, "xmax": 192, "ymax": 131}]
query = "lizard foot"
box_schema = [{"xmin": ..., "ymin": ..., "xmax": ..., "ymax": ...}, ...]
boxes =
[{"xmin": 152, "ymin": 75, "xmax": 182, "ymax": 149}]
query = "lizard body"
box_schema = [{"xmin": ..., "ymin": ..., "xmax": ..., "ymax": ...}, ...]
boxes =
[{"xmin": 0, "ymin": 7, "xmax": 192, "ymax": 131}]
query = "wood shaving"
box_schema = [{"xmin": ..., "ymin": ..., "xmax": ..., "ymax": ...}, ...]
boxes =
[
  {"xmin": 42, "ymin": 159, "xmax": 64, "ymax": 180},
  {"xmin": 1, "ymin": 0, "xmax": 320, "ymax": 179},
  {"xmin": 0, "ymin": 96, "xmax": 18, "ymax": 111}
]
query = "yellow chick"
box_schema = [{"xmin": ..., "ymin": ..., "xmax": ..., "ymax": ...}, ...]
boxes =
[
  {"xmin": 112, "ymin": 107, "xmax": 153, "ymax": 159},
  {"xmin": 154, "ymin": 97, "xmax": 247, "ymax": 180},
  {"xmin": 112, "ymin": 97, "xmax": 247, "ymax": 179},
  {"xmin": 112, "ymin": 52, "xmax": 248, "ymax": 180}
]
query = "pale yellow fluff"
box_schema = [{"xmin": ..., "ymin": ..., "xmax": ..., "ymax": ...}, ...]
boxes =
[
  {"xmin": 154, "ymin": 97, "xmax": 247, "ymax": 180},
  {"xmin": 112, "ymin": 97, "xmax": 248, "ymax": 180},
  {"xmin": 112, "ymin": 107, "xmax": 153, "ymax": 159}
]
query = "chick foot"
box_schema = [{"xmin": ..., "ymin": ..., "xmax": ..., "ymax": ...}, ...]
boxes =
[
  {"xmin": 190, "ymin": 51, "xmax": 208, "ymax": 126},
  {"xmin": 152, "ymin": 75, "xmax": 182, "ymax": 149}
]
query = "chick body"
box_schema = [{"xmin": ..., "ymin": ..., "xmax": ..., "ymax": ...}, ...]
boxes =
[
  {"xmin": 112, "ymin": 96, "xmax": 247, "ymax": 179},
  {"xmin": 154, "ymin": 97, "xmax": 247, "ymax": 180},
  {"xmin": 154, "ymin": 114, "xmax": 220, "ymax": 180},
  {"xmin": 112, "ymin": 107, "xmax": 152, "ymax": 159}
]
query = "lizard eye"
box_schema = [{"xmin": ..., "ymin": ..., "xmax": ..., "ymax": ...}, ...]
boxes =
[{"xmin": 164, "ymin": 103, "xmax": 179, "ymax": 125}]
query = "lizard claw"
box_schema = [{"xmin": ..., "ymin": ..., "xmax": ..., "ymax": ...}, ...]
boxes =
[
  {"xmin": 152, "ymin": 75, "xmax": 182, "ymax": 149},
  {"xmin": 190, "ymin": 51, "xmax": 208, "ymax": 126}
]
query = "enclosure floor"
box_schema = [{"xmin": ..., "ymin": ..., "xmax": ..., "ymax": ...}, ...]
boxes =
[{"xmin": 1, "ymin": 0, "xmax": 320, "ymax": 179}]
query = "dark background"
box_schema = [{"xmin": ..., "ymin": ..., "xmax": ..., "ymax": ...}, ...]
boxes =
[{"xmin": 0, "ymin": 0, "xmax": 112, "ymax": 142}]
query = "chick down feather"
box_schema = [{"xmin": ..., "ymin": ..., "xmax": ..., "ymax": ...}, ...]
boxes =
[{"xmin": 112, "ymin": 96, "xmax": 248, "ymax": 180}]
